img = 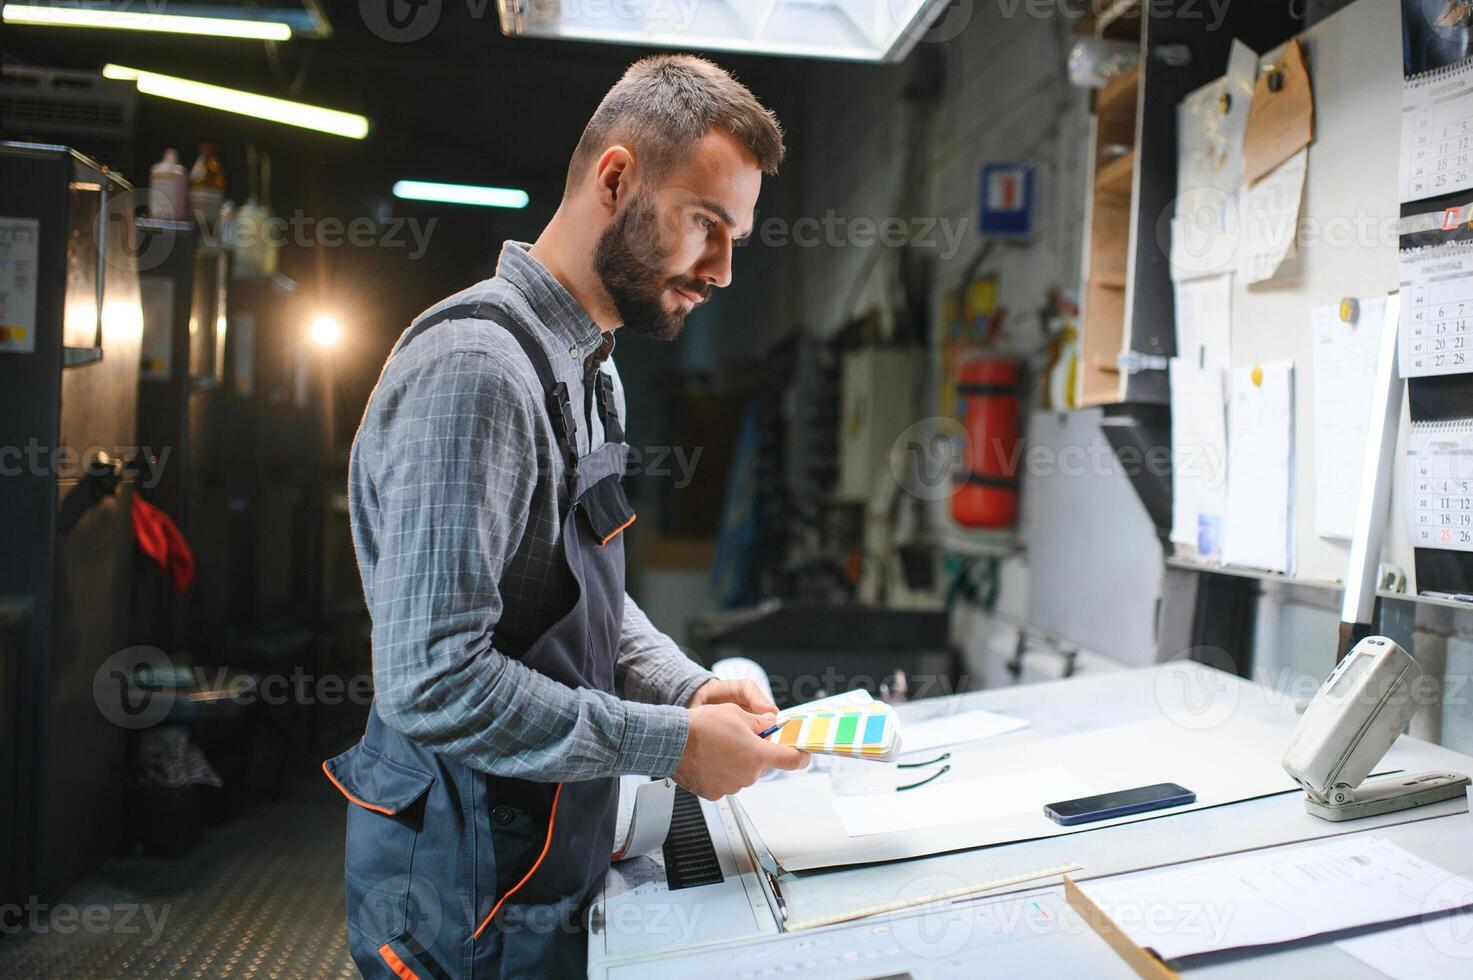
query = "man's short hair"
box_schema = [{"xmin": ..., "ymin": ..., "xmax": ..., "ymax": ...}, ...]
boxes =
[{"xmin": 565, "ymin": 54, "xmax": 784, "ymax": 197}]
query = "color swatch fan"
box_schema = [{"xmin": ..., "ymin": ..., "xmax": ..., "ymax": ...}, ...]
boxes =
[{"xmin": 766, "ymin": 690, "xmax": 902, "ymax": 762}]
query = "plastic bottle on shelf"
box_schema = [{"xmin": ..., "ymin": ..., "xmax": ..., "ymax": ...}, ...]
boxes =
[
  {"xmin": 188, "ymin": 143, "xmax": 226, "ymax": 233},
  {"xmin": 148, "ymin": 148, "xmax": 188, "ymax": 220},
  {"xmin": 233, "ymin": 147, "xmax": 279, "ymax": 278}
]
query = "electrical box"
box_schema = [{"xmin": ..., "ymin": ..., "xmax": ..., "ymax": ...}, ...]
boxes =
[{"xmin": 837, "ymin": 347, "xmax": 925, "ymax": 502}]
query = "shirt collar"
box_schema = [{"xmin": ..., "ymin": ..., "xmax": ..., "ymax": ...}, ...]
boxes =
[{"xmin": 495, "ymin": 241, "xmax": 605, "ymax": 356}]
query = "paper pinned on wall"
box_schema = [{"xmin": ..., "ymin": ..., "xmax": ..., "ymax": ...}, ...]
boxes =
[
  {"xmin": 1223, "ymin": 360, "xmax": 1295, "ymax": 574},
  {"xmin": 1311, "ymin": 298, "xmax": 1388, "ymax": 540},
  {"xmin": 1171, "ymin": 40, "xmax": 1256, "ymax": 282},
  {"xmin": 1239, "ymin": 148, "xmax": 1308, "ymax": 285},
  {"xmin": 1173, "ymin": 273, "xmax": 1233, "ymax": 368},
  {"xmin": 1169, "ymin": 359, "xmax": 1229, "ymax": 551}
]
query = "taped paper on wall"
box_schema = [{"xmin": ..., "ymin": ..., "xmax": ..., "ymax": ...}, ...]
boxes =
[
  {"xmin": 1311, "ymin": 298, "xmax": 1388, "ymax": 540},
  {"xmin": 1173, "ymin": 273, "xmax": 1233, "ymax": 368},
  {"xmin": 1239, "ymin": 148, "xmax": 1308, "ymax": 286},
  {"xmin": 1171, "ymin": 41, "xmax": 1256, "ymax": 282},
  {"xmin": 1169, "ymin": 359, "xmax": 1228, "ymax": 552},
  {"xmin": 1222, "ymin": 361, "xmax": 1295, "ymax": 573}
]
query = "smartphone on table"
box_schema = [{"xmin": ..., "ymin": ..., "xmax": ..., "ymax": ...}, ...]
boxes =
[{"xmin": 1043, "ymin": 782, "xmax": 1196, "ymax": 826}]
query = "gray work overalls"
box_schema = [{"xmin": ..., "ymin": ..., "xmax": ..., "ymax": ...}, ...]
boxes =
[{"xmin": 324, "ymin": 301, "xmax": 635, "ymax": 978}]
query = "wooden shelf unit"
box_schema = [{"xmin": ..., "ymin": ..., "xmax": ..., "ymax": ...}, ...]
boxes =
[{"xmin": 1078, "ymin": 63, "xmax": 1139, "ymax": 408}]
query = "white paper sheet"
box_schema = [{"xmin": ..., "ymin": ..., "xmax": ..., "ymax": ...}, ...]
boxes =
[
  {"xmin": 1238, "ymin": 148, "xmax": 1308, "ymax": 286},
  {"xmin": 1311, "ymin": 298, "xmax": 1388, "ymax": 540},
  {"xmin": 1169, "ymin": 359, "xmax": 1229, "ymax": 550},
  {"xmin": 832, "ymin": 765, "xmax": 1089, "ymax": 838},
  {"xmin": 1223, "ymin": 361, "xmax": 1295, "ymax": 573},
  {"xmin": 1337, "ymin": 910, "xmax": 1473, "ymax": 980},
  {"xmin": 1173, "ymin": 274, "xmax": 1233, "ymax": 369},
  {"xmin": 735, "ymin": 711, "xmax": 1301, "ymax": 872},
  {"xmin": 611, "ymin": 776, "xmax": 676, "ymax": 862},
  {"xmin": 901, "ymin": 708, "xmax": 1030, "ymax": 753},
  {"xmin": 1171, "ymin": 41, "xmax": 1255, "ymax": 281},
  {"xmin": 1079, "ymin": 837, "xmax": 1473, "ymax": 961}
]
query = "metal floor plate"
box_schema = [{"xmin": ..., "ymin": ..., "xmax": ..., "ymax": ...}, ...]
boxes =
[{"xmin": 0, "ymin": 778, "xmax": 356, "ymax": 979}]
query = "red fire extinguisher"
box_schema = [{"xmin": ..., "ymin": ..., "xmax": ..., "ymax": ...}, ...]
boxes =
[{"xmin": 952, "ymin": 356, "xmax": 1022, "ymax": 528}]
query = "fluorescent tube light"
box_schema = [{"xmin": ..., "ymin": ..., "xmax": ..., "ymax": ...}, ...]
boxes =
[
  {"xmin": 4, "ymin": 4, "xmax": 292, "ymax": 40},
  {"xmin": 103, "ymin": 64, "xmax": 368, "ymax": 139},
  {"xmin": 392, "ymin": 181, "xmax": 530, "ymax": 209}
]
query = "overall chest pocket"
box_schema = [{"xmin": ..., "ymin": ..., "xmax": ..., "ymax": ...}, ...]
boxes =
[
  {"xmin": 324, "ymin": 742, "xmax": 436, "ymax": 944},
  {"xmin": 576, "ymin": 473, "xmax": 636, "ymax": 547}
]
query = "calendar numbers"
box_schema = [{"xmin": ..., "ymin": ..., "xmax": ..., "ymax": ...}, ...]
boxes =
[
  {"xmin": 1401, "ymin": 247, "xmax": 1473, "ymax": 378},
  {"xmin": 1403, "ymin": 77, "xmax": 1473, "ymax": 204},
  {"xmin": 1410, "ymin": 435, "xmax": 1473, "ymax": 552}
]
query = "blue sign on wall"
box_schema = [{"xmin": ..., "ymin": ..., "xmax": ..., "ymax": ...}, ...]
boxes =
[{"xmin": 978, "ymin": 163, "xmax": 1036, "ymax": 240}]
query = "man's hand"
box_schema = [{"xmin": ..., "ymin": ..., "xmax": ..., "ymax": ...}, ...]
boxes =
[
  {"xmin": 673, "ymin": 703, "xmax": 808, "ymax": 801},
  {"xmin": 686, "ymin": 678, "xmax": 778, "ymax": 716}
]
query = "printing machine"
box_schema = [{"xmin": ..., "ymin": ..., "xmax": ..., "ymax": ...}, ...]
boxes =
[
  {"xmin": 586, "ymin": 664, "xmax": 1473, "ymax": 978},
  {"xmin": 0, "ymin": 142, "xmax": 143, "ymax": 903}
]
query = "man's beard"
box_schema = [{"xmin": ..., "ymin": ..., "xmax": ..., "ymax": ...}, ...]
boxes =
[{"xmin": 593, "ymin": 195, "xmax": 709, "ymax": 341}]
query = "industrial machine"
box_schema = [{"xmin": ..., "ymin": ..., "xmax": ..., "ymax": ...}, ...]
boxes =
[
  {"xmin": 0, "ymin": 142, "xmax": 143, "ymax": 902},
  {"xmin": 132, "ymin": 218, "xmax": 233, "ymax": 655}
]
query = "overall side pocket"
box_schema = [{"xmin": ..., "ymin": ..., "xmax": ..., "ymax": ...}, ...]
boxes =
[{"xmin": 324, "ymin": 742, "xmax": 436, "ymax": 945}]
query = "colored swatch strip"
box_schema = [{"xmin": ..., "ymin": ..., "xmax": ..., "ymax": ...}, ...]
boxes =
[{"xmin": 771, "ymin": 710, "xmax": 890, "ymax": 753}]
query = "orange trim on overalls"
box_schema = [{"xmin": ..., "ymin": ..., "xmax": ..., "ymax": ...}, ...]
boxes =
[
  {"xmin": 473, "ymin": 782, "xmax": 564, "ymax": 939},
  {"xmin": 599, "ymin": 513, "xmax": 636, "ymax": 547},
  {"xmin": 378, "ymin": 943, "xmax": 419, "ymax": 980},
  {"xmin": 322, "ymin": 760, "xmax": 399, "ymax": 816}
]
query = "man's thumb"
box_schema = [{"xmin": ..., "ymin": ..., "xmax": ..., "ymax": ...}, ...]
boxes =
[{"xmin": 745, "ymin": 710, "xmax": 779, "ymax": 734}]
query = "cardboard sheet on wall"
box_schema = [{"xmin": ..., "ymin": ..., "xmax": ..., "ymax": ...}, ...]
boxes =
[{"xmin": 1243, "ymin": 38, "xmax": 1315, "ymax": 185}]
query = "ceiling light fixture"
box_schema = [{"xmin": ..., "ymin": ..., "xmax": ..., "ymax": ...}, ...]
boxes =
[
  {"xmin": 4, "ymin": 4, "xmax": 292, "ymax": 40},
  {"xmin": 392, "ymin": 180, "xmax": 530, "ymax": 209},
  {"xmin": 103, "ymin": 65, "xmax": 369, "ymax": 139}
]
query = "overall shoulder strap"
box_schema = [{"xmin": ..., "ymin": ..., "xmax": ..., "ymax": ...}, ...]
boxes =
[
  {"xmin": 399, "ymin": 301, "xmax": 580, "ymax": 481},
  {"xmin": 594, "ymin": 371, "xmax": 624, "ymax": 445}
]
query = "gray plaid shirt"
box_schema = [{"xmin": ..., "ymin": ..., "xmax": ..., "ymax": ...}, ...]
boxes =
[{"xmin": 349, "ymin": 241, "xmax": 713, "ymax": 782}]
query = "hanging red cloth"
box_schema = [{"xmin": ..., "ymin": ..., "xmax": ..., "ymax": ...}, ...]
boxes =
[{"xmin": 131, "ymin": 496, "xmax": 195, "ymax": 593}]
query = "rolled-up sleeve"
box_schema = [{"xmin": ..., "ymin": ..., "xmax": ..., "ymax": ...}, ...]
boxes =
[
  {"xmin": 359, "ymin": 350, "xmax": 690, "ymax": 780},
  {"xmin": 617, "ymin": 596, "xmax": 715, "ymax": 706}
]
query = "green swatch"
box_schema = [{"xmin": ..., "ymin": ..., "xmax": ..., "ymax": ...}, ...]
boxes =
[{"xmin": 835, "ymin": 714, "xmax": 859, "ymax": 745}]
